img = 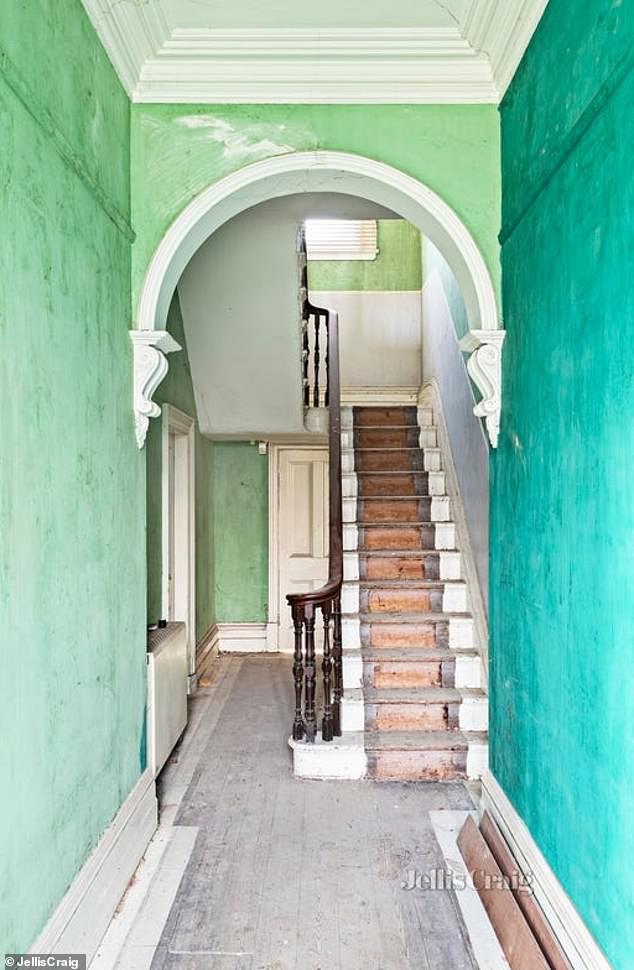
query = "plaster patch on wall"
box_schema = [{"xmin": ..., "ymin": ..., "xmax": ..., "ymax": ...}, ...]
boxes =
[{"xmin": 175, "ymin": 116, "xmax": 295, "ymax": 161}]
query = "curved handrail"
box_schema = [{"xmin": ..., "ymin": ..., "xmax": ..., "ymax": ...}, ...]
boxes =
[{"xmin": 285, "ymin": 227, "xmax": 344, "ymax": 743}]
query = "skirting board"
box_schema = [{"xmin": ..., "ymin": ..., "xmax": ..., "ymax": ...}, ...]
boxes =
[
  {"xmin": 212, "ymin": 622, "xmax": 268, "ymax": 653},
  {"xmin": 30, "ymin": 769, "xmax": 157, "ymax": 964},
  {"xmin": 340, "ymin": 386, "xmax": 419, "ymax": 406},
  {"xmin": 480, "ymin": 771, "xmax": 612, "ymax": 970}
]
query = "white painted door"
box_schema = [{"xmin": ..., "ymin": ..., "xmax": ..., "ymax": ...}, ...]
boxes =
[{"xmin": 277, "ymin": 448, "xmax": 329, "ymax": 653}]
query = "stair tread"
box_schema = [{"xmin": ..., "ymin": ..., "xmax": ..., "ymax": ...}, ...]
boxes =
[
  {"xmin": 360, "ymin": 646, "xmax": 477, "ymax": 661},
  {"xmin": 357, "ymin": 550, "xmax": 450, "ymax": 557},
  {"xmin": 360, "ymin": 521, "xmax": 445, "ymax": 528},
  {"xmin": 356, "ymin": 495, "xmax": 436, "ymax": 502},
  {"xmin": 354, "ymin": 446, "xmax": 437, "ymax": 453},
  {"xmin": 356, "ymin": 580, "xmax": 464, "ymax": 588},
  {"xmin": 359, "ymin": 611, "xmax": 471, "ymax": 622},
  {"xmin": 348, "ymin": 468, "xmax": 432, "ymax": 475},
  {"xmin": 365, "ymin": 730, "xmax": 487, "ymax": 751},
  {"xmin": 364, "ymin": 686, "xmax": 485, "ymax": 703},
  {"xmin": 353, "ymin": 423, "xmax": 427, "ymax": 431}
]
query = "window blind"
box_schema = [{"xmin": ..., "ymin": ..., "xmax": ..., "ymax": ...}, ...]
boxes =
[{"xmin": 305, "ymin": 219, "xmax": 378, "ymax": 261}]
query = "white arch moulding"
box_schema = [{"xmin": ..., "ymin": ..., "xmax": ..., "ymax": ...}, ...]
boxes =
[{"xmin": 131, "ymin": 150, "xmax": 506, "ymax": 448}]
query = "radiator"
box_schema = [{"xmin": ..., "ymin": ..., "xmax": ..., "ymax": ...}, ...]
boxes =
[{"xmin": 147, "ymin": 621, "xmax": 188, "ymax": 776}]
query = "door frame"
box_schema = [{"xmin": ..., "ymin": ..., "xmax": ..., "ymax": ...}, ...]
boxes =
[
  {"xmin": 267, "ymin": 443, "xmax": 328, "ymax": 652},
  {"xmin": 161, "ymin": 404, "xmax": 196, "ymax": 679}
]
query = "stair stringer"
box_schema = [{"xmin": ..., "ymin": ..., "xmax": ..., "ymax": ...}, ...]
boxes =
[{"xmin": 419, "ymin": 379, "xmax": 490, "ymax": 687}]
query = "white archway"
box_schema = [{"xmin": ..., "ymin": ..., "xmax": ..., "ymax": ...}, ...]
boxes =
[{"xmin": 131, "ymin": 151, "xmax": 505, "ymax": 447}]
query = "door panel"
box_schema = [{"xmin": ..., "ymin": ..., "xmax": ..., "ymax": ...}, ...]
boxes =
[{"xmin": 278, "ymin": 448, "xmax": 329, "ymax": 652}]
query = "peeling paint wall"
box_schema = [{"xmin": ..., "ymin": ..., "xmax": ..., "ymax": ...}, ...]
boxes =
[
  {"xmin": 0, "ymin": 0, "xmax": 144, "ymax": 952},
  {"xmin": 308, "ymin": 220, "xmax": 422, "ymax": 291},
  {"xmin": 130, "ymin": 104, "xmax": 501, "ymax": 315},
  {"xmin": 145, "ymin": 294, "xmax": 216, "ymax": 640},
  {"xmin": 213, "ymin": 444, "xmax": 269, "ymax": 622},
  {"xmin": 492, "ymin": 2, "xmax": 634, "ymax": 966}
]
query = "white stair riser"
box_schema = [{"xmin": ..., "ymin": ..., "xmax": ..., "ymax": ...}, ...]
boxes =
[
  {"xmin": 423, "ymin": 449, "xmax": 442, "ymax": 472},
  {"xmin": 341, "ymin": 695, "xmax": 365, "ymax": 732},
  {"xmin": 459, "ymin": 696, "xmax": 488, "ymax": 732},
  {"xmin": 466, "ymin": 741, "xmax": 488, "ymax": 780},
  {"xmin": 342, "ymin": 473, "xmax": 357, "ymax": 498},
  {"xmin": 342, "ymin": 497, "xmax": 357, "ymax": 522},
  {"xmin": 342, "ymin": 617, "xmax": 361, "ymax": 649},
  {"xmin": 342, "ymin": 451, "xmax": 355, "ymax": 473},
  {"xmin": 419, "ymin": 428, "xmax": 437, "ymax": 448},
  {"xmin": 428, "ymin": 471, "xmax": 446, "ymax": 496},
  {"xmin": 343, "ymin": 653, "xmax": 363, "ymax": 689},
  {"xmin": 341, "ymin": 583, "xmax": 360, "ymax": 615},
  {"xmin": 417, "ymin": 406, "xmax": 434, "ymax": 427},
  {"xmin": 442, "ymin": 583, "xmax": 468, "ymax": 613},
  {"xmin": 343, "ymin": 524, "xmax": 358, "ymax": 551},
  {"xmin": 343, "ymin": 552, "xmax": 359, "ymax": 582},
  {"xmin": 440, "ymin": 552, "xmax": 462, "ymax": 580},
  {"xmin": 454, "ymin": 654, "xmax": 482, "ymax": 689},
  {"xmin": 449, "ymin": 616, "xmax": 473, "ymax": 649},
  {"xmin": 431, "ymin": 497, "xmax": 451, "ymax": 521},
  {"xmin": 435, "ymin": 523, "xmax": 456, "ymax": 550},
  {"xmin": 340, "ymin": 406, "xmax": 354, "ymax": 430},
  {"xmin": 292, "ymin": 740, "xmax": 367, "ymax": 780}
]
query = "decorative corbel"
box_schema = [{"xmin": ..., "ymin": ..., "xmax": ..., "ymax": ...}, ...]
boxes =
[
  {"xmin": 458, "ymin": 329, "xmax": 506, "ymax": 448},
  {"xmin": 129, "ymin": 330, "xmax": 181, "ymax": 448}
]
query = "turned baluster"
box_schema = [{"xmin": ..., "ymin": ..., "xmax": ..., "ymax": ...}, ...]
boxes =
[
  {"xmin": 291, "ymin": 604, "xmax": 305, "ymax": 740},
  {"xmin": 302, "ymin": 314, "xmax": 310, "ymax": 407},
  {"xmin": 313, "ymin": 313, "xmax": 321, "ymax": 407},
  {"xmin": 304, "ymin": 603, "xmax": 317, "ymax": 742},
  {"xmin": 332, "ymin": 595, "xmax": 343, "ymax": 737},
  {"xmin": 321, "ymin": 601, "xmax": 334, "ymax": 742},
  {"xmin": 324, "ymin": 314, "xmax": 330, "ymax": 407}
]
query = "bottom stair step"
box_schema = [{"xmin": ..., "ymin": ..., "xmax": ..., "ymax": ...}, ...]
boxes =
[{"xmin": 365, "ymin": 730, "xmax": 487, "ymax": 781}]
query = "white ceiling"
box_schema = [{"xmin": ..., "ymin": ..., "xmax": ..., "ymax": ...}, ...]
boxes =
[{"xmin": 83, "ymin": 0, "xmax": 548, "ymax": 103}]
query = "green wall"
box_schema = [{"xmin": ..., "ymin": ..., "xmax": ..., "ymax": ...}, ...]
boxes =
[
  {"xmin": 308, "ymin": 219, "xmax": 422, "ymax": 290},
  {"xmin": 492, "ymin": 2, "xmax": 634, "ymax": 966},
  {"xmin": 146, "ymin": 294, "xmax": 216, "ymax": 640},
  {"xmin": 213, "ymin": 443, "xmax": 269, "ymax": 622},
  {"xmin": 0, "ymin": 0, "xmax": 145, "ymax": 952},
  {"xmin": 130, "ymin": 104, "xmax": 500, "ymax": 313}
]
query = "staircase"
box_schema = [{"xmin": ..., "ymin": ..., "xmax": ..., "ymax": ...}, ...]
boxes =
[{"xmin": 341, "ymin": 404, "xmax": 488, "ymax": 781}]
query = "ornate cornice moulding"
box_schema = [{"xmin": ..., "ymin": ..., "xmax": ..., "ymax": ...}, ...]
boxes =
[{"xmin": 81, "ymin": 0, "xmax": 549, "ymax": 103}]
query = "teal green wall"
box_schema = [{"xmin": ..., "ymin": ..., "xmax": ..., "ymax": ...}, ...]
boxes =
[
  {"xmin": 0, "ymin": 0, "xmax": 145, "ymax": 952},
  {"xmin": 308, "ymin": 219, "xmax": 422, "ymax": 291},
  {"xmin": 146, "ymin": 294, "xmax": 216, "ymax": 640},
  {"xmin": 492, "ymin": 2, "xmax": 634, "ymax": 966},
  {"xmin": 213, "ymin": 443, "xmax": 268, "ymax": 622},
  {"xmin": 130, "ymin": 104, "xmax": 500, "ymax": 312}
]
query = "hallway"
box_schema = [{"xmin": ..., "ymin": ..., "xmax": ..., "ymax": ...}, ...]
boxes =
[{"xmin": 97, "ymin": 656, "xmax": 479, "ymax": 970}]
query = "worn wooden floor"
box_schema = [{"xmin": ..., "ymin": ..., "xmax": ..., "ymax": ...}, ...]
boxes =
[{"xmin": 150, "ymin": 656, "xmax": 478, "ymax": 970}]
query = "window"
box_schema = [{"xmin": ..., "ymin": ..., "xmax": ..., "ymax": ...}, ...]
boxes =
[{"xmin": 304, "ymin": 219, "xmax": 378, "ymax": 261}]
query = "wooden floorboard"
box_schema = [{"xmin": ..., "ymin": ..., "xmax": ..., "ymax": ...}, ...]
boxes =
[{"xmin": 151, "ymin": 656, "xmax": 478, "ymax": 970}]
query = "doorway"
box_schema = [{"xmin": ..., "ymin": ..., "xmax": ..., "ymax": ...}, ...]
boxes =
[
  {"xmin": 268, "ymin": 446, "xmax": 329, "ymax": 652},
  {"xmin": 161, "ymin": 405, "xmax": 196, "ymax": 680}
]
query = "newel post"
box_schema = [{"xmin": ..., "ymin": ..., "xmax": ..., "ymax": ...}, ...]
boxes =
[
  {"xmin": 458, "ymin": 329, "xmax": 506, "ymax": 448},
  {"xmin": 129, "ymin": 330, "xmax": 181, "ymax": 448}
]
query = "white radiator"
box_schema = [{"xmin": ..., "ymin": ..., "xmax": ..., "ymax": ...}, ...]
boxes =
[{"xmin": 147, "ymin": 621, "xmax": 188, "ymax": 777}]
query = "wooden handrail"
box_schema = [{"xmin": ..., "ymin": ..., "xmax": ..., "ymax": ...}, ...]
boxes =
[{"xmin": 286, "ymin": 229, "xmax": 344, "ymax": 743}]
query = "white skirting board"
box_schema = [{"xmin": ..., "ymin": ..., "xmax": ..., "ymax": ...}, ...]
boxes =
[
  {"xmin": 212, "ymin": 622, "xmax": 268, "ymax": 653},
  {"xmin": 480, "ymin": 771, "xmax": 612, "ymax": 970},
  {"xmin": 30, "ymin": 769, "xmax": 157, "ymax": 965}
]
